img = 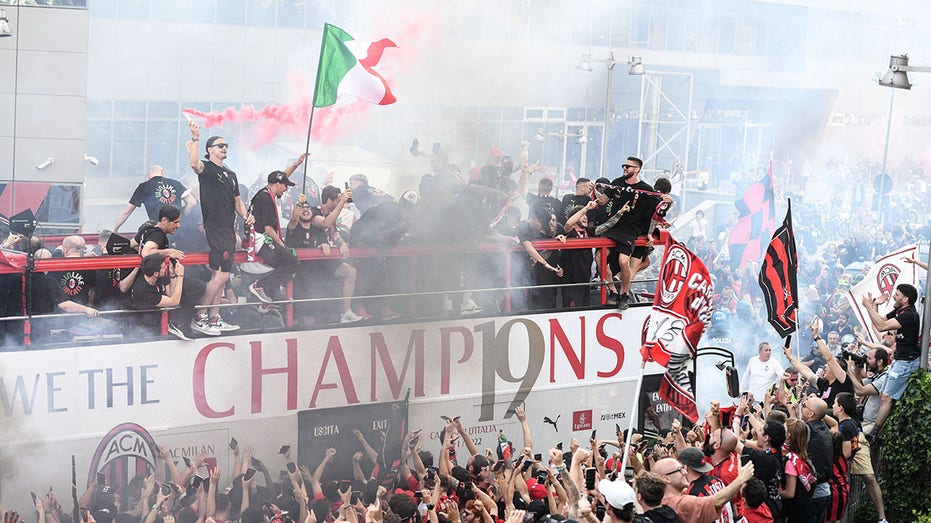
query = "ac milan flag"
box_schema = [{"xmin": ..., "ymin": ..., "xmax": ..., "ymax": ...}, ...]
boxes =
[
  {"xmin": 758, "ymin": 200, "xmax": 799, "ymax": 337},
  {"xmin": 846, "ymin": 244, "xmax": 920, "ymax": 343},
  {"xmin": 728, "ymin": 161, "xmax": 776, "ymax": 269},
  {"xmin": 640, "ymin": 231, "xmax": 714, "ymax": 423}
]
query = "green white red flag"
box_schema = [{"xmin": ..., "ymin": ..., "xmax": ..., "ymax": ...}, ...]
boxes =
[{"xmin": 313, "ymin": 23, "xmax": 397, "ymax": 107}]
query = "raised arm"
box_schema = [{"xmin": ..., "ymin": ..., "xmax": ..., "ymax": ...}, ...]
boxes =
[
  {"xmin": 452, "ymin": 418, "xmax": 479, "ymax": 457},
  {"xmin": 352, "ymin": 429, "xmax": 379, "ymax": 464},
  {"xmin": 113, "ymin": 203, "xmax": 137, "ymax": 233},
  {"xmin": 187, "ymin": 121, "xmax": 204, "ymax": 175},
  {"xmin": 311, "ymin": 448, "xmax": 336, "ymax": 496},
  {"xmin": 514, "ymin": 406, "xmax": 534, "ymax": 451},
  {"xmin": 861, "ymin": 292, "xmax": 902, "ymax": 332}
]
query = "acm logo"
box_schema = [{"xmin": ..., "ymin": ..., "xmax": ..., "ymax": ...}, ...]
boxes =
[{"xmin": 87, "ymin": 423, "xmax": 158, "ymax": 489}]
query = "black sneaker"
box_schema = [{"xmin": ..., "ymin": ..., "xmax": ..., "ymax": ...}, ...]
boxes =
[
  {"xmin": 607, "ymin": 292, "xmax": 620, "ymax": 305},
  {"xmin": 617, "ymin": 293, "xmax": 631, "ymax": 310}
]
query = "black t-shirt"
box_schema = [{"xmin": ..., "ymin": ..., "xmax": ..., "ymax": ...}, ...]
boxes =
[
  {"xmin": 251, "ymin": 187, "xmax": 282, "ymax": 237},
  {"xmin": 30, "ymin": 273, "xmax": 69, "ymax": 314},
  {"xmin": 816, "ymin": 376, "xmax": 854, "ymax": 408},
  {"xmin": 526, "ymin": 193, "xmax": 564, "ymax": 220},
  {"xmin": 95, "ymin": 266, "xmax": 130, "ymax": 310},
  {"xmin": 129, "ymin": 276, "xmax": 165, "ymax": 310},
  {"xmin": 129, "ymin": 176, "xmax": 188, "ymax": 220},
  {"xmin": 48, "ymin": 268, "xmax": 96, "ymax": 306},
  {"xmin": 805, "ymin": 420, "xmax": 833, "ymax": 484},
  {"xmin": 140, "ymin": 227, "xmax": 170, "ymax": 251},
  {"xmin": 606, "ymin": 178, "xmax": 659, "ymax": 236},
  {"xmin": 741, "ymin": 447, "xmax": 782, "ymax": 508},
  {"xmin": 562, "ymin": 227, "xmax": 595, "ymax": 284},
  {"xmin": 285, "ymin": 222, "xmax": 315, "ymax": 249},
  {"xmin": 888, "ymin": 305, "xmax": 920, "ymax": 360},
  {"xmin": 199, "ymin": 160, "xmax": 240, "ymax": 229}
]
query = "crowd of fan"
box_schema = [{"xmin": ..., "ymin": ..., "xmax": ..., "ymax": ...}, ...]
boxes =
[{"xmin": 3, "ymin": 376, "xmax": 900, "ymax": 523}]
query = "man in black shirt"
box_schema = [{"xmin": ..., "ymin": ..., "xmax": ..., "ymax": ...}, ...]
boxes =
[
  {"xmin": 285, "ymin": 190, "xmax": 362, "ymax": 324},
  {"xmin": 861, "ymin": 283, "xmax": 922, "ymax": 431},
  {"xmin": 248, "ymin": 171, "xmax": 300, "ymax": 305},
  {"xmin": 139, "ymin": 204, "xmax": 186, "ymax": 261},
  {"xmin": 187, "ymin": 121, "xmax": 251, "ymax": 335},
  {"xmin": 113, "ymin": 165, "xmax": 196, "ymax": 233},
  {"xmin": 735, "ymin": 420, "xmax": 784, "ymax": 519},
  {"xmin": 128, "ymin": 253, "xmax": 205, "ymax": 340},
  {"xmin": 602, "ymin": 157, "xmax": 661, "ymax": 310}
]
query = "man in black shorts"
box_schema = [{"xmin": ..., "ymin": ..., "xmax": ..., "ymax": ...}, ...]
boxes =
[
  {"xmin": 186, "ymin": 120, "xmax": 252, "ymax": 335},
  {"xmin": 113, "ymin": 165, "xmax": 196, "ymax": 233},
  {"xmin": 602, "ymin": 157, "xmax": 659, "ymax": 310}
]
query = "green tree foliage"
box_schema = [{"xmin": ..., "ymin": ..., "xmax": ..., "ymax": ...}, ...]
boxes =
[{"xmin": 881, "ymin": 368, "xmax": 931, "ymax": 521}]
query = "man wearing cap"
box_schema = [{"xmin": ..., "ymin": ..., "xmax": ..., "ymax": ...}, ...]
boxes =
[
  {"xmin": 187, "ymin": 121, "xmax": 251, "ymax": 334},
  {"xmin": 247, "ymin": 170, "xmax": 302, "ymax": 305},
  {"xmin": 678, "ymin": 447, "xmax": 735, "ymax": 523},
  {"xmin": 598, "ymin": 477, "xmax": 636, "ymax": 523},
  {"xmin": 649, "ymin": 456, "xmax": 754, "ymax": 523}
]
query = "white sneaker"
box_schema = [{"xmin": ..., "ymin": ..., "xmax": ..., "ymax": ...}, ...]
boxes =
[
  {"xmin": 168, "ymin": 321, "xmax": 193, "ymax": 340},
  {"xmin": 191, "ymin": 315, "xmax": 221, "ymax": 336},
  {"xmin": 249, "ymin": 282, "xmax": 274, "ymax": 304},
  {"xmin": 210, "ymin": 316, "xmax": 240, "ymax": 332},
  {"xmin": 460, "ymin": 299, "xmax": 482, "ymax": 315},
  {"xmin": 340, "ymin": 310, "xmax": 364, "ymax": 323}
]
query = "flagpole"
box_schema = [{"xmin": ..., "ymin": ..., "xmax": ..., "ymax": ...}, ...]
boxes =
[
  {"xmin": 620, "ymin": 361, "xmax": 647, "ymax": 473},
  {"xmin": 301, "ymin": 105, "xmax": 317, "ymax": 195}
]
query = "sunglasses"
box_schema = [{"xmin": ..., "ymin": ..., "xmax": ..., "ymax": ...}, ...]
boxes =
[
  {"xmin": 621, "ymin": 164, "xmax": 638, "ymax": 169},
  {"xmin": 212, "ymin": 143, "xmax": 229, "ymax": 149}
]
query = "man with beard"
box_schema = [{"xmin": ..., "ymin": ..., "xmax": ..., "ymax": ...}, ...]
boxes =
[
  {"xmin": 861, "ymin": 283, "xmax": 921, "ymax": 431},
  {"xmin": 601, "ymin": 157, "xmax": 662, "ymax": 310},
  {"xmin": 845, "ymin": 347, "xmax": 889, "ymax": 522},
  {"xmin": 285, "ymin": 190, "xmax": 362, "ymax": 324},
  {"xmin": 704, "ymin": 427, "xmax": 744, "ymax": 519}
]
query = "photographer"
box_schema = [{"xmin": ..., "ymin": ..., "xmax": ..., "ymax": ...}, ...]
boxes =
[{"xmin": 128, "ymin": 253, "xmax": 205, "ymax": 340}]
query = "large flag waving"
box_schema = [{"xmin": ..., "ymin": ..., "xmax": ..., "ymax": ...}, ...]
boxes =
[
  {"xmin": 313, "ymin": 23, "xmax": 397, "ymax": 107},
  {"xmin": 846, "ymin": 244, "xmax": 920, "ymax": 343},
  {"xmin": 759, "ymin": 200, "xmax": 798, "ymax": 337},
  {"xmin": 640, "ymin": 231, "xmax": 714, "ymax": 423},
  {"xmin": 728, "ymin": 161, "xmax": 776, "ymax": 269}
]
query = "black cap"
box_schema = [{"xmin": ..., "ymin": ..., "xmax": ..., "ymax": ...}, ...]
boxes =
[
  {"xmin": 678, "ymin": 447, "xmax": 712, "ymax": 473},
  {"xmin": 268, "ymin": 171, "xmax": 296, "ymax": 186}
]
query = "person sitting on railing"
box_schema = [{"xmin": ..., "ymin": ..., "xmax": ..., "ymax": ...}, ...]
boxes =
[
  {"xmin": 246, "ymin": 171, "xmax": 301, "ymax": 309},
  {"xmin": 286, "ymin": 191, "xmax": 363, "ymax": 325},
  {"xmin": 514, "ymin": 203, "xmax": 565, "ymax": 311},
  {"xmin": 127, "ymin": 253, "xmax": 205, "ymax": 341}
]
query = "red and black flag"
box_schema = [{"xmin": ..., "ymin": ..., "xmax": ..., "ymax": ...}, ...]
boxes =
[
  {"xmin": 728, "ymin": 161, "xmax": 776, "ymax": 269},
  {"xmin": 758, "ymin": 200, "xmax": 798, "ymax": 337}
]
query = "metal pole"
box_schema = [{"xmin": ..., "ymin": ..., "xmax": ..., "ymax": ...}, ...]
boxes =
[
  {"xmin": 878, "ymin": 89, "xmax": 894, "ymax": 229},
  {"xmin": 922, "ymin": 242, "xmax": 931, "ymax": 369},
  {"xmin": 599, "ymin": 53, "xmax": 616, "ymax": 180}
]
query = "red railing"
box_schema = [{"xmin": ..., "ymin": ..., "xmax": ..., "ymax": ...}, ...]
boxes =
[{"xmin": 1, "ymin": 236, "xmax": 656, "ymax": 345}]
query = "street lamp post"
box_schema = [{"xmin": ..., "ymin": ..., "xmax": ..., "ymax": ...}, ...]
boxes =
[
  {"xmin": 879, "ymin": 53, "xmax": 931, "ymax": 368},
  {"xmin": 578, "ymin": 51, "xmax": 616, "ymax": 180}
]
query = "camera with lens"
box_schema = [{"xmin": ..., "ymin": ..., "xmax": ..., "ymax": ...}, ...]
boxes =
[{"xmin": 841, "ymin": 347, "xmax": 866, "ymax": 367}]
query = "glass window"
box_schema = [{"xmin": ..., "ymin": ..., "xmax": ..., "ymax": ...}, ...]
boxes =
[
  {"xmin": 146, "ymin": 121, "xmax": 180, "ymax": 173},
  {"xmin": 185, "ymin": 0, "xmax": 215, "ymax": 23},
  {"xmin": 567, "ymin": 108, "xmax": 586, "ymax": 121},
  {"xmin": 524, "ymin": 108, "xmax": 545, "ymax": 120},
  {"xmin": 718, "ymin": 15, "xmax": 736, "ymax": 54},
  {"xmin": 116, "ymin": 0, "xmax": 147, "ymax": 19},
  {"xmin": 503, "ymin": 107, "xmax": 523, "ymax": 121},
  {"xmin": 277, "ymin": 0, "xmax": 305, "ymax": 28},
  {"xmin": 89, "ymin": 0, "xmax": 116, "ymax": 17},
  {"xmin": 86, "ymin": 100, "xmax": 112, "ymax": 118},
  {"xmin": 112, "ymin": 121, "xmax": 146, "ymax": 178},
  {"xmin": 151, "ymin": 0, "xmax": 182, "ymax": 21},
  {"xmin": 217, "ymin": 0, "xmax": 245, "ymax": 25},
  {"xmin": 148, "ymin": 102, "xmax": 181, "ymax": 119},
  {"xmin": 479, "ymin": 122, "xmax": 500, "ymax": 151},
  {"xmin": 631, "ymin": 6, "xmax": 650, "ymax": 44},
  {"xmin": 37, "ymin": 185, "xmax": 81, "ymax": 224},
  {"xmin": 246, "ymin": 0, "xmax": 275, "ymax": 26},
  {"xmin": 85, "ymin": 121, "xmax": 112, "ymax": 173},
  {"xmin": 480, "ymin": 107, "xmax": 501, "ymax": 121},
  {"xmin": 650, "ymin": 7, "xmax": 667, "ymax": 50},
  {"xmin": 114, "ymin": 102, "xmax": 146, "ymax": 119}
]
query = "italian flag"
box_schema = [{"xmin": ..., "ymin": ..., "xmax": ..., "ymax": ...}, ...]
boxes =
[{"xmin": 312, "ymin": 23, "xmax": 397, "ymax": 107}]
